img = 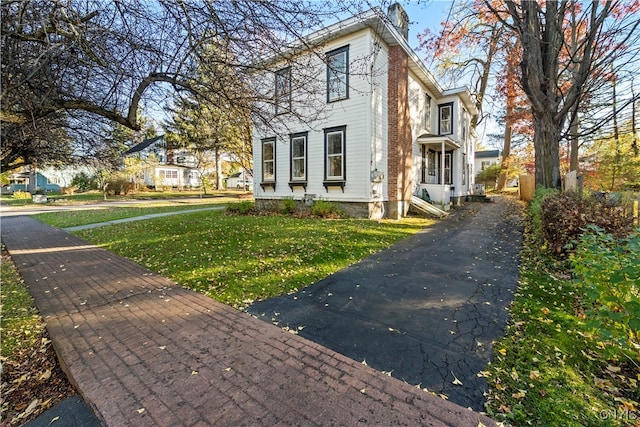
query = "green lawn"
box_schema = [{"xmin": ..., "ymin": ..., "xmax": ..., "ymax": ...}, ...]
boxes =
[
  {"xmin": 484, "ymin": 217, "xmax": 639, "ymax": 425},
  {"xmin": 69, "ymin": 211, "xmax": 434, "ymax": 308},
  {"xmin": 34, "ymin": 200, "xmax": 233, "ymax": 228},
  {"xmin": 0, "ymin": 189, "xmax": 247, "ymax": 206},
  {"xmin": 0, "ymin": 253, "xmax": 43, "ymax": 359}
]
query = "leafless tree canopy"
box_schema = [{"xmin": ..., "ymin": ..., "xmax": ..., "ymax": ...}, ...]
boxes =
[{"xmin": 1, "ymin": 0, "xmax": 357, "ymax": 171}]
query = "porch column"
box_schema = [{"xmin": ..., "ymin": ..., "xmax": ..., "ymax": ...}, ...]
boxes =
[{"xmin": 441, "ymin": 140, "xmax": 445, "ymax": 204}]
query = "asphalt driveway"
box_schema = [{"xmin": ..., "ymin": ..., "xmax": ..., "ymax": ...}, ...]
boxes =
[{"xmin": 247, "ymin": 196, "xmax": 523, "ymax": 411}]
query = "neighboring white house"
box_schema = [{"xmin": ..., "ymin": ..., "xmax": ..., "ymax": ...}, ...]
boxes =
[
  {"xmin": 123, "ymin": 135, "xmax": 205, "ymax": 189},
  {"xmin": 252, "ymin": 4, "xmax": 478, "ymax": 219},
  {"xmin": 474, "ymin": 150, "xmax": 502, "ymax": 176},
  {"xmin": 226, "ymin": 170, "xmax": 253, "ymax": 190}
]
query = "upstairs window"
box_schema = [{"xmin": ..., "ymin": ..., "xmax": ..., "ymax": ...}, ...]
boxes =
[
  {"xmin": 261, "ymin": 138, "xmax": 276, "ymax": 182},
  {"xmin": 423, "ymin": 94, "xmax": 432, "ymax": 130},
  {"xmin": 439, "ymin": 103, "xmax": 453, "ymax": 135},
  {"xmin": 275, "ymin": 67, "xmax": 291, "ymax": 114},
  {"xmin": 290, "ymin": 133, "xmax": 307, "ymax": 181},
  {"xmin": 326, "ymin": 46, "xmax": 349, "ymax": 102}
]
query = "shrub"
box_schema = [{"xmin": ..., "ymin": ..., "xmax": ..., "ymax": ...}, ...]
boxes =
[
  {"xmin": 12, "ymin": 190, "xmax": 31, "ymax": 200},
  {"xmin": 571, "ymin": 226, "xmax": 640, "ymax": 360},
  {"xmin": 475, "ymin": 164, "xmax": 501, "ymax": 187},
  {"xmin": 529, "ymin": 187, "xmax": 559, "ymax": 243},
  {"xmin": 541, "ymin": 191, "xmax": 635, "ymax": 255},
  {"xmin": 226, "ymin": 201, "xmax": 256, "ymax": 215},
  {"xmin": 311, "ymin": 200, "xmax": 343, "ymax": 218},
  {"xmin": 541, "ymin": 192, "xmax": 585, "ymax": 254},
  {"xmin": 106, "ymin": 176, "xmax": 133, "ymax": 196},
  {"xmin": 280, "ymin": 197, "xmax": 297, "ymax": 215}
]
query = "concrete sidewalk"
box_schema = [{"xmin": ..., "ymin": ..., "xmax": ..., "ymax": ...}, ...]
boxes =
[{"xmin": 1, "ymin": 215, "xmax": 497, "ymax": 426}]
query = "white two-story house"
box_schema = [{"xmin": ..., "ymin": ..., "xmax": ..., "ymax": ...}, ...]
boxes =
[
  {"xmin": 123, "ymin": 135, "xmax": 203, "ymax": 189},
  {"xmin": 252, "ymin": 4, "xmax": 477, "ymax": 219}
]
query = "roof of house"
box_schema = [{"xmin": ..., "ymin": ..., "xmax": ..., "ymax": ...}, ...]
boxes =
[
  {"xmin": 475, "ymin": 150, "xmax": 501, "ymax": 159},
  {"xmin": 124, "ymin": 135, "xmax": 165, "ymax": 155}
]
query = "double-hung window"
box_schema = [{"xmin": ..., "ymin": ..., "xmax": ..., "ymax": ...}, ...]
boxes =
[
  {"xmin": 326, "ymin": 46, "xmax": 349, "ymax": 102},
  {"xmin": 439, "ymin": 103, "xmax": 453, "ymax": 135},
  {"xmin": 261, "ymin": 138, "xmax": 276, "ymax": 184},
  {"xmin": 290, "ymin": 133, "xmax": 307, "ymax": 182},
  {"xmin": 275, "ymin": 67, "xmax": 291, "ymax": 114},
  {"xmin": 423, "ymin": 94, "xmax": 432, "ymax": 130},
  {"xmin": 324, "ymin": 126, "xmax": 346, "ymax": 184}
]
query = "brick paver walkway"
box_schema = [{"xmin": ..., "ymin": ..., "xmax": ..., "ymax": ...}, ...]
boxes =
[{"xmin": 2, "ymin": 216, "xmax": 497, "ymax": 426}]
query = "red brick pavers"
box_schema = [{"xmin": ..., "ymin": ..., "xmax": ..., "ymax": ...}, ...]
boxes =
[{"xmin": 2, "ymin": 216, "xmax": 497, "ymax": 426}]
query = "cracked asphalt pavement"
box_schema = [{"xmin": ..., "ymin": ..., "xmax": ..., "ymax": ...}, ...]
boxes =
[{"xmin": 246, "ymin": 195, "xmax": 524, "ymax": 411}]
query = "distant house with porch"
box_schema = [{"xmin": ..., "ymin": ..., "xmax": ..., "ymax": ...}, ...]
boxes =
[
  {"xmin": 123, "ymin": 135, "xmax": 205, "ymax": 189},
  {"xmin": 2, "ymin": 170, "xmax": 61, "ymax": 194},
  {"xmin": 251, "ymin": 4, "xmax": 478, "ymax": 218}
]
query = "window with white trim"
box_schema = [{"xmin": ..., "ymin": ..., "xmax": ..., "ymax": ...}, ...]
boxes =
[
  {"xmin": 275, "ymin": 67, "xmax": 291, "ymax": 114},
  {"xmin": 326, "ymin": 46, "xmax": 349, "ymax": 102},
  {"xmin": 423, "ymin": 94, "xmax": 431, "ymax": 130},
  {"xmin": 439, "ymin": 103, "xmax": 453, "ymax": 135},
  {"xmin": 261, "ymin": 138, "xmax": 275, "ymax": 182},
  {"xmin": 290, "ymin": 133, "xmax": 307, "ymax": 181},
  {"xmin": 324, "ymin": 126, "xmax": 346, "ymax": 180}
]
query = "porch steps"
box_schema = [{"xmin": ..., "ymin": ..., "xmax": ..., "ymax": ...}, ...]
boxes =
[{"xmin": 410, "ymin": 196, "xmax": 449, "ymax": 218}]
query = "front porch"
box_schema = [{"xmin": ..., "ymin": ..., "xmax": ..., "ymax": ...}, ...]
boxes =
[
  {"xmin": 417, "ymin": 134, "xmax": 460, "ymax": 210},
  {"xmin": 416, "ymin": 184, "xmax": 452, "ymax": 211}
]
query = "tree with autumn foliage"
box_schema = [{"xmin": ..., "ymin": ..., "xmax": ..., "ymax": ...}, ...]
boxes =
[
  {"xmin": 487, "ymin": 0, "xmax": 640, "ymax": 188},
  {"xmin": 418, "ymin": 0, "xmax": 532, "ymax": 191}
]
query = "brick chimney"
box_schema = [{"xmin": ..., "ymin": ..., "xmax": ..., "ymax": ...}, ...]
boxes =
[
  {"xmin": 387, "ymin": 44, "xmax": 413, "ymax": 219},
  {"xmin": 388, "ymin": 3, "xmax": 409, "ymax": 40}
]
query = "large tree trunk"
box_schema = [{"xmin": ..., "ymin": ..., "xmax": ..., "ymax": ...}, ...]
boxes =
[
  {"xmin": 496, "ymin": 112, "xmax": 513, "ymax": 191},
  {"xmin": 534, "ymin": 110, "xmax": 562, "ymax": 188}
]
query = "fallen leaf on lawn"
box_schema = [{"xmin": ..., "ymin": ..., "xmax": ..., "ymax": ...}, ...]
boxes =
[
  {"xmin": 542, "ymin": 307, "xmax": 549, "ymax": 315},
  {"xmin": 451, "ymin": 371, "xmax": 463, "ymax": 386},
  {"xmin": 606, "ymin": 365, "xmax": 621, "ymax": 373},
  {"xmin": 529, "ymin": 370, "xmax": 540, "ymax": 380},
  {"xmin": 512, "ymin": 390, "xmax": 527, "ymax": 399},
  {"xmin": 498, "ymin": 348, "xmax": 507, "ymax": 356},
  {"xmin": 510, "ymin": 370, "xmax": 519, "ymax": 381}
]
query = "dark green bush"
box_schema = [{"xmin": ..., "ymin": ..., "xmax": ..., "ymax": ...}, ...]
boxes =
[
  {"xmin": 71, "ymin": 172, "xmax": 98, "ymax": 191},
  {"xmin": 571, "ymin": 226, "xmax": 640, "ymax": 360}
]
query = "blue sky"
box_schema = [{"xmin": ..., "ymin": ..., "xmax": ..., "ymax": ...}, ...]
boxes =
[{"xmin": 401, "ymin": 0, "xmax": 455, "ymax": 51}]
